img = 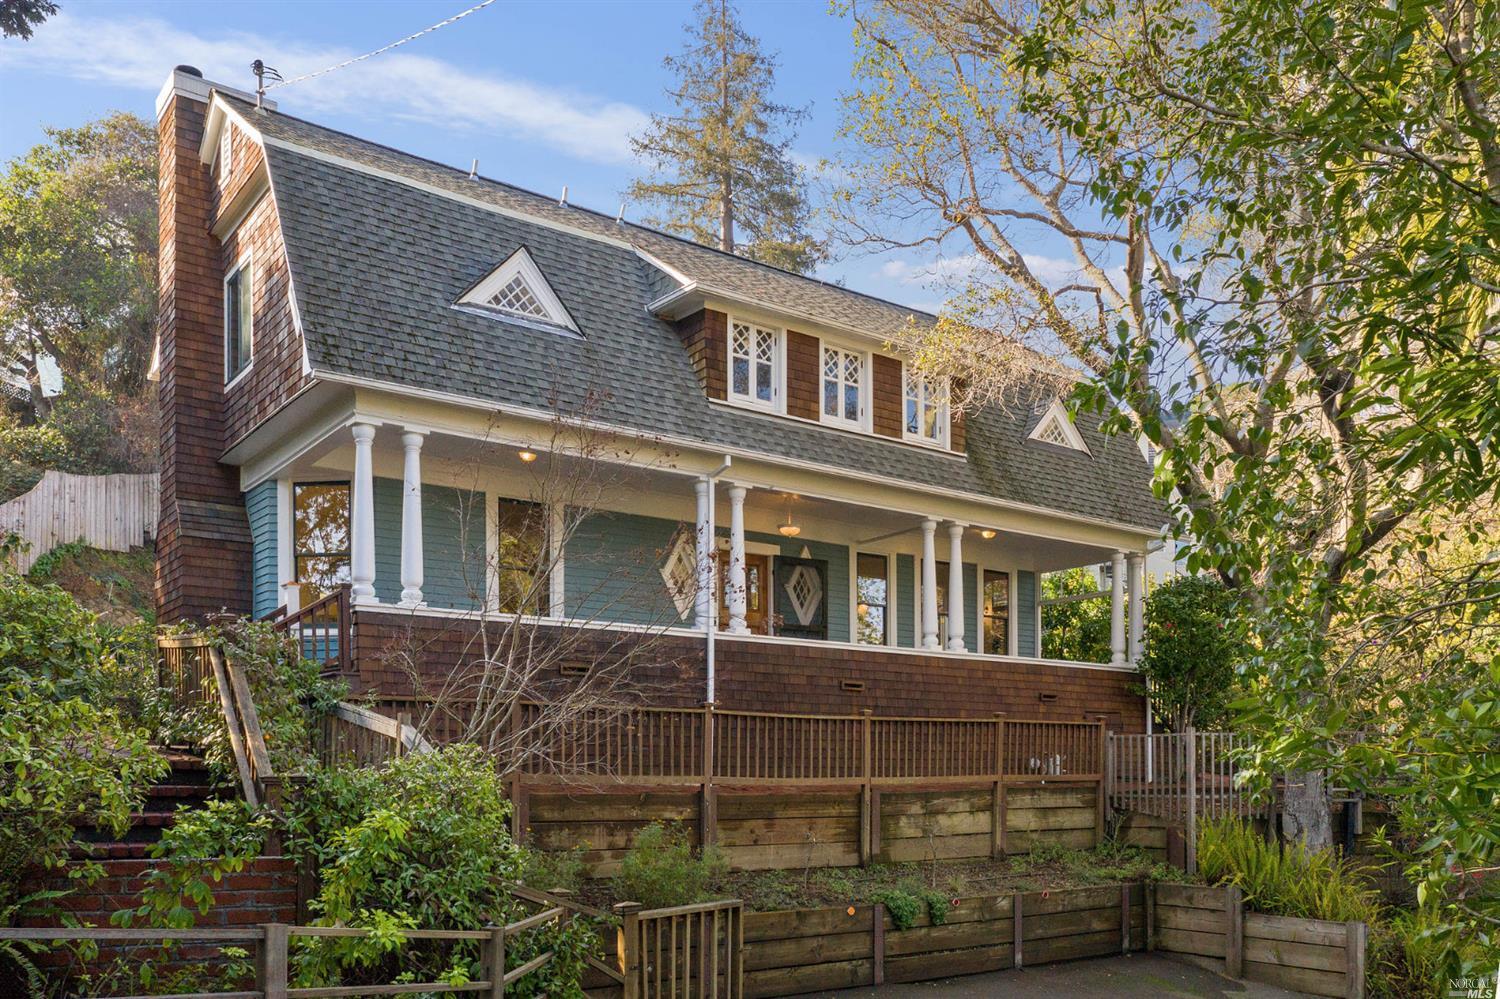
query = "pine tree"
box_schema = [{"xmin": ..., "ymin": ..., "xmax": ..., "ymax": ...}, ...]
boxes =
[{"xmin": 628, "ymin": 0, "xmax": 825, "ymax": 274}]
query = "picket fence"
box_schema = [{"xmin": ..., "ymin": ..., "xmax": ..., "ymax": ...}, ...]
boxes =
[{"xmin": 0, "ymin": 469, "xmax": 158, "ymax": 572}]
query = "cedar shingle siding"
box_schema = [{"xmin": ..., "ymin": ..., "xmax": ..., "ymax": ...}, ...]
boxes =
[
  {"xmin": 675, "ymin": 309, "xmax": 727, "ymax": 400},
  {"xmin": 872, "ymin": 354, "xmax": 904, "ymax": 439},
  {"xmin": 785, "ymin": 330, "xmax": 820, "ymax": 421}
]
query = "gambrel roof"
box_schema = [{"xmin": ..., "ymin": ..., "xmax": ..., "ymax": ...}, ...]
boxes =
[{"xmin": 223, "ymin": 95, "xmax": 1166, "ymax": 533}]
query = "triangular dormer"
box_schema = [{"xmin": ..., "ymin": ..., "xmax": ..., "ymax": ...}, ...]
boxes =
[
  {"xmin": 1028, "ymin": 399, "xmax": 1091, "ymax": 455},
  {"xmin": 458, "ymin": 247, "xmax": 578, "ymax": 333}
]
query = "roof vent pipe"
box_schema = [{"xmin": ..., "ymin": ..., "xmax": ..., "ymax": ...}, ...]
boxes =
[
  {"xmin": 616, "ymin": 203, "xmax": 625, "ymax": 224},
  {"xmin": 469, "ymin": 159, "xmax": 478, "ymax": 180},
  {"xmin": 559, "ymin": 185, "xmax": 568, "ymax": 207}
]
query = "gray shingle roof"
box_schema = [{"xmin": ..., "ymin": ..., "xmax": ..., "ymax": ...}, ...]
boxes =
[{"xmin": 235, "ymin": 98, "xmax": 1164, "ymax": 532}]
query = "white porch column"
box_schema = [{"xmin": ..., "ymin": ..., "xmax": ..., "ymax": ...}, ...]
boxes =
[
  {"xmin": 693, "ymin": 478, "xmax": 713, "ymax": 630},
  {"xmin": 1109, "ymin": 550, "xmax": 1127, "ymax": 665},
  {"xmin": 1127, "ymin": 552, "xmax": 1146, "ymax": 664},
  {"xmin": 946, "ymin": 522, "xmax": 966, "ymax": 651},
  {"xmin": 350, "ymin": 422, "xmax": 377, "ymax": 605},
  {"xmin": 726, "ymin": 484, "xmax": 749, "ymax": 635},
  {"xmin": 920, "ymin": 518, "xmax": 940, "ymax": 649},
  {"xmin": 398, "ymin": 430, "xmax": 426, "ymax": 607}
]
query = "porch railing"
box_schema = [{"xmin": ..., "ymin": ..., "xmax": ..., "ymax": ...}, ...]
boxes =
[
  {"xmin": 312, "ymin": 701, "xmax": 434, "ymax": 769},
  {"xmin": 369, "ymin": 698, "xmax": 1106, "ymax": 786},
  {"xmin": 263, "ymin": 584, "xmax": 351, "ymax": 676}
]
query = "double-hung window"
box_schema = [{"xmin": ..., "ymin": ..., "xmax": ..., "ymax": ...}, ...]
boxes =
[
  {"xmin": 293, "ymin": 482, "xmax": 351, "ymax": 600},
  {"xmin": 822, "ymin": 344, "xmax": 864, "ymax": 428},
  {"xmin": 496, "ymin": 498, "xmax": 550, "ymax": 615},
  {"xmin": 729, "ymin": 319, "xmax": 780, "ymax": 408},
  {"xmin": 983, "ymin": 570, "xmax": 1011, "ymax": 655},
  {"xmin": 904, "ymin": 368, "xmax": 949, "ymax": 446},
  {"xmin": 224, "ymin": 259, "xmax": 253, "ymax": 384}
]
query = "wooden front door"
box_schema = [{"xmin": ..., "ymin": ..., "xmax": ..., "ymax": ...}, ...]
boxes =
[{"xmin": 720, "ymin": 553, "xmax": 771, "ymax": 634}]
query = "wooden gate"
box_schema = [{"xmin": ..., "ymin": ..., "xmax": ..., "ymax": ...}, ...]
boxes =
[{"xmin": 618, "ymin": 899, "xmax": 744, "ymax": 998}]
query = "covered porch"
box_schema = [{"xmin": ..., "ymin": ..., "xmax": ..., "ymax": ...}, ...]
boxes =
[{"xmin": 245, "ymin": 404, "xmax": 1156, "ymax": 728}]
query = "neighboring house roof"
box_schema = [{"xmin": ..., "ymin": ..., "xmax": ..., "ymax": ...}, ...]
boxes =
[{"xmin": 225, "ymin": 96, "xmax": 1166, "ymax": 533}]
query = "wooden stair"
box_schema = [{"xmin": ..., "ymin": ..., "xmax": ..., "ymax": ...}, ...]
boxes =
[{"xmin": 71, "ymin": 749, "xmax": 225, "ymax": 860}]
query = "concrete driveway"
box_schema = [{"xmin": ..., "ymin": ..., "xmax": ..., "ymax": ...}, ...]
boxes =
[{"xmin": 827, "ymin": 953, "xmax": 1307, "ymax": 997}]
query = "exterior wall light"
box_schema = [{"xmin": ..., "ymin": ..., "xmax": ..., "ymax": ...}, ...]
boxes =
[{"xmin": 517, "ymin": 450, "xmax": 538, "ymax": 463}]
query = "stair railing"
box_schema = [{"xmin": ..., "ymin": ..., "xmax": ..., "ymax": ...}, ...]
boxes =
[{"xmin": 264, "ymin": 583, "xmax": 351, "ymax": 676}]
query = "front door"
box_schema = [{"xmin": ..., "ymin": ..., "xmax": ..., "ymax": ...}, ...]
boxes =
[
  {"xmin": 774, "ymin": 556, "xmax": 828, "ymax": 640},
  {"xmin": 720, "ymin": 553, "xmax": 771, "ymax": 634}
]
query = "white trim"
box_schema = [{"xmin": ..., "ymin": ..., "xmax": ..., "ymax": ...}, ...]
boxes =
[
  {"xmin": 715, "ymin": 536, "xmax": 781, "ymax": 558},
  {"xmin": 223, "ymin": 253, "xmax": 255, "ymax": 389},
  {"xmin": 276, "ymin": 479, "xmax": 294, "ymax": 610},
  {"xmin": 705, "ymin": 398, "xmax": 965, "ymax": 460},
  {"xmin": 1028, "ymin": 399, "xmax": 1092, "ymax": 455},
  {"xmin": 352, "ymin": 600, "xmax": 1141, "ymax": 673},
  {"xmin": 548, "ymin": 503, "xmax": 567, "ymax": 615},
  {"xmin": 851, "ymin": 548, "xmax": 898, "ymax": 648},
  {"xmin": 725, "ymin": 315, "xmax": 784, "ymax": 413},
  {"xmin": 457, "ymin": 246, "xmax": 578, "ymax": 332},
  {"xmin": 307, "ymin": 370, "xmax": 1163, "ymax": 542}
]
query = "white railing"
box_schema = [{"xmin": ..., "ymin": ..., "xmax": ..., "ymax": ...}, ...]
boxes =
[{"xmin": 0, "ymin": 470, "xmax": 158, "ymax": 572}]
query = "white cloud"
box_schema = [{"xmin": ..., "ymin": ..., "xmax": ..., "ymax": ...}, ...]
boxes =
[
  {"xmin": 0, "ymin": 10, "xmax": 649, "ymax": 164},
  {"xmin": 878, "ymin": 251, "xmax": 1128, "ymax": 295}
]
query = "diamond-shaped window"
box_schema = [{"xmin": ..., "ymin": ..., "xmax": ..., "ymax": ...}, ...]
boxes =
[
  {"xmin": 784, "ymin": 564, "xmax": 823, "ymax": 626},
  {"xmin": 458, "ymin": 246, "xmax": 577, "ymax": 333}
]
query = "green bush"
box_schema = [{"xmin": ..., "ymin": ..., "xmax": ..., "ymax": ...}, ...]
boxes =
[
  {"xmin": 1197, "ymin": 818, "xmax": 1379, "ymax": 924},
  {"xmin": 1137, "ymin": 575, "xmax": 1245, "ymax": 729},
  {"xmin": 0, "ymin": 556, "xmax": 166, "ymax": 912},
  {"xmin": 517, "ymin": 844, "xmax": 587, "ymax": 895},
  {"xmin": 612, "ymin": 823, "xmax": 728, "ymax": 910},
  {"xmin": 870, "ymin": 886, "xmax": 951, "ymax": 930},
  {"xmin": 284, "ymin": 746, "xmax": 594, "ymax": 997},
  {"xmin": 1041, "ymin": 567, "xmax": 1112, "ymax": 662}
]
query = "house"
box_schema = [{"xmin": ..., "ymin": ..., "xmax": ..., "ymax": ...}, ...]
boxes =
[{"xmin": 152, "ymin": 66, "xmax": 1164, "ymax": 733}]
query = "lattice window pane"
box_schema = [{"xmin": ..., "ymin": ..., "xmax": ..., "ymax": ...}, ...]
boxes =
[
  {"xmin": 824, "ymin": 348, "xmax": 838, "ymax": 378},
  {"xmin": 1036, "ymin": 418, "xmax": 1071, "ymax": 447},
  {"xmin": 732, "ymin": 323, "xmax": 751, "ymax": 357},
  {"xmin": 755, "ymin": 331, "xmax": 775, "ymax": 363},
  {"xmin": 488, "ymin": 275, "xmax": 548, "ymax": 318}
]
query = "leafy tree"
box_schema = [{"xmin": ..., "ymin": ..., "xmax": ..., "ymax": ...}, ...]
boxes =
[
  {"xmin": 0, "ymin": 112, "xmax": 157, "ymax": 422},
  {"xmin": 0, "ymin": 0, "xmax": 58, "ymax": 40},
  {"xmin": 628, "ymin": 0, "xmax": 825, "ymax": 273},
  {"xmin": 1137, "ymin": 576, "xmax": 1241, "ymax": 730},
  {"xmin": 1040, "ymin": 567, "xmax": 1111, "ymax": 663},
  {"xmin": 835, "ymin": 0, "xmax": 1498, "ymax": 971}
]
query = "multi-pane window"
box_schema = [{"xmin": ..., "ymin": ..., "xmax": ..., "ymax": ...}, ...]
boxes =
[
  {"xmin": 934, "ymin": 560, "xmax": 950, "ymax": 647},
  {"xmin": 488, "ymin": 274, "xmax": 549, "ymax": 319},
  {"xmin": 822, "ymin": 345, "xmax": 864, "ymax": 427},
  {"xmin": 855, "ymin": 552, "xmax": 888, "ymax": 645},
  {"xmin": 496, "ymin": 498, "xmax": 550, "ymax": 615},
  {"xmin": 729, "ymin": 319, "xmax": 779, "ymax": 407},
  {"xmin": 293, "ymin": 482, "xmax": 351, "ymax": 599},
  {"xmin": 224, "ymin": 261, "xmax": 253, "ymax": 383},
  {"xmin": 904, "ymin": 369, "xmax": 948, "ymax": 445},
  {"xmin": 983, "ymin": 570, "xmax": 1010, "ymax": 655}
]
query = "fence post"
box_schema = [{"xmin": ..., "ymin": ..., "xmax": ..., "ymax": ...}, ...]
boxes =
[
  {"xmin": 701, "ymin": 702, "xmax": 718, "ymax": 848},
  {"xmin": 1094, "ymin": 715, "xmax": 1109, "ymax": 845},
  {"xmin": 860, "ymin": 709, "xmax": 873, "ymax": 866},
  {"xmin": 259, "ymin": 922, "xmax": 289, "ymax": 999},
  {"xmin": 872, "ymin": 901, "xmax": 885, "ymax": 986},
  {"xmin": 1225, "ymin": 885, "xmax": 1243, "ymax": 978},
  {"xmin": 396, "ymin": 711, "xmax": 411, "ymax": 759},
  {"xmin": 487, "ymin": 923, "xmax": 507, "ymax": 998},
  {"xmin": 1012, "ymin": 891, "xmax": 1024, "ymax": 970},
  {"xmin": 1120, "ymin": 884, "xmax": 1131, "ymax": 954},
  {"xmin": 615, "ymin": 902, "xmax": 643, "ymax": 999},
  {"xmin": 1345, "ymin": 920, "xmax": 1367, "ymax": 999},
  {"xmin": 1185, "ymin": 724, "xmax": 1198, "ymax": 876},
  {"xmin": 992, "ymin": 712, "xmax": 1007, "ymax": 859},
  {"xmin": 508, "ymin": 701, "xmax": 528, "ymax": 844},
  {"xmin": 1146, "ymin": 882, "xmax": 1156, "ymax": 951}
]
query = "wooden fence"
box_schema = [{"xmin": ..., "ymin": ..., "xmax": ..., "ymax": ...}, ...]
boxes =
[
  {"xmin": 617, "ymin": 899, "xmax": 744, "ymax": 999},
  {"xmin": 0, "ymin": 469, "xmax": 157, "ymax": 572}
]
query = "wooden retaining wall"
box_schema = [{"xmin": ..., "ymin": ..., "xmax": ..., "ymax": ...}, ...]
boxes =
[
  {"xmin": 1153, "ymin": 882, "xmax": 1367, "ymax": 998},
  {"xmin": 742, "ymin": 884, "xmax": 1145, "ymax": 998},
  {"xmin": 528, "ymin": 783, "xmax": 1099, "ymax": 875}
]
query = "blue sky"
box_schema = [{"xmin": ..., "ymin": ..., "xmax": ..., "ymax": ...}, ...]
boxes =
[{"xmin": 0, "ymin": 0, "xmax": 984, "ymax": 309}]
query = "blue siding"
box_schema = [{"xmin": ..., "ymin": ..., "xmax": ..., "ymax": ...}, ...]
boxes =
[
  {"xmin": 1017, "ymin": 570, "xmax": 1039, "ymax": 657},
  {"xmin": 896, "ymin": 554, "xmax": 915, "ymax": 647},
  {"xmin": 373, "ymin": 477, "xmax": 486, "ymax": 610},
  {"xmin": 565, "ymin": 510, "xmax": 685, "ymax": 625},
  {"xmin": 246, "ymin": 481, "xmax": 278, "ymax": 619}
]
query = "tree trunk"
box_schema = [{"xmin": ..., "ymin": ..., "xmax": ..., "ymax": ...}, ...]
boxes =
[{"xmin": 1280, "ymin": 767, "xmax": 1333, "ymax": 851}]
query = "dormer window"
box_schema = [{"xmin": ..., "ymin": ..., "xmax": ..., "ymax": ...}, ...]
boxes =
[
  {"xmin": 458, "ymin": 246, "xmax": 578, "ymax": 333},
  {"xmin": 728, "ymin": 318, "xmax": 781, "ymax": 409},
  {"xmin": 224, "ymin": 256, "xmax": 253, "ymax": 385},
  {"xmin": 904, "ymin": 368, "xmax": 949, "ymax": 446},
  {"xmin": 821, "ymin": 344, "xmax": 865, "ymax": 429},
  {"xmin": 1029, "ymin": 399, "xmax": 1091, "ymax": 454}
]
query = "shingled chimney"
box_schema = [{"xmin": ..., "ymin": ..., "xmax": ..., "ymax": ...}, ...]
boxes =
[{"xmin": 153, "ymin": 66, "xmax": 252, "ymax": 622}]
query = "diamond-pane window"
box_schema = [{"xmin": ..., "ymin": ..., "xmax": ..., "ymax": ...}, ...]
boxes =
[
  {"xmin": 903, "ymin": 369, "xmax": 948, "ymax": 444},
  {"xmin": 488, "ymin": 275, "xmax": 548, "ymax": 318},
  {"xmin": 729, "ymin": 319, "xmax": 779, "ymax": 407},
  {"xmin": 821, "ymin": 344, "xmax": 864, "ymax": 426},
  {"xmin": 785, "ymin": 564, "xmax": 823, "ymax": 626},
  {"xmin": 1028, "ymin": 401, "xmax": 1090, "ymax": 453},
  {"xmin": 661, "ymin": 533, "xmax": 698, "ymax": 619}
]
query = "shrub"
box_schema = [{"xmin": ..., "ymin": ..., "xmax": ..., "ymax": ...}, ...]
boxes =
[
  {"xmin": 0, "ymin": 559, "xmax": 166, "ymax": 911},
  {"xmin": 870, "ymin": 886, "xmax": 951, "ymax": 930},
  {"xmin": 1137, "ymin": 575, "xmax": 1246, "ymax": 730},
  {"xmin": 1197, "ymin": 818, "xmax": 1379, "ymax": 924},
  {"xmin": 612, "ymin": 823, "xmax": 728, "ymax": 910},
  {"xmin": 1041, "ymin": 567, "xmax": 1111, "ymax": 662},
  {"xmin": 517, "ymin": 845, "xmax": 587, "ymax": 895},
  {"xmin": 284, "ymin": 746, "xmax": 594, "ymax": 997}
]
